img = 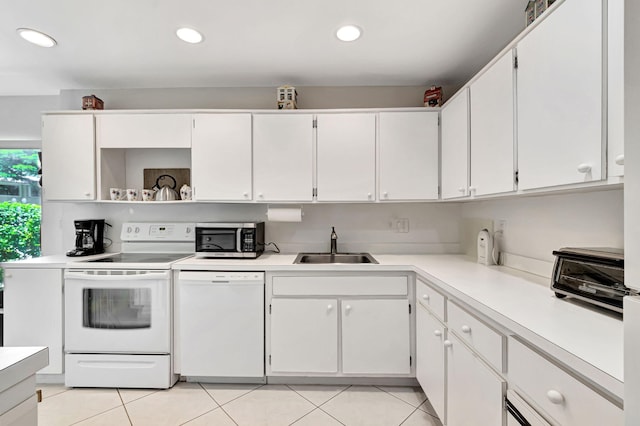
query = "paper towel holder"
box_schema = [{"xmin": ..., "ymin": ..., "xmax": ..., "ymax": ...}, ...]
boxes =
[{"xmin": 266, "ymin": 205, "xmax": 304, "ymax": 222}]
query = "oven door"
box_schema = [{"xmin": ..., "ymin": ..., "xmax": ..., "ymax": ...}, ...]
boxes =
[{"xmin": 64, "ymin": 269, "xmax": 171, "ymax": 354}]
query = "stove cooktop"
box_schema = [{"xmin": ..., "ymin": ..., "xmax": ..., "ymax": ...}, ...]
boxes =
[{"xmin": 89, "ymin": 253, "xmax": 192, "ymax": 264}]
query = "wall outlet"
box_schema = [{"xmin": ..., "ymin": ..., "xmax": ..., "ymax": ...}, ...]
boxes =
[
  {"xmin": 495, "ymin": 219, "xmax": 507, "ymax": 235},
  {"xmin": 395, "ymin": 218, "xmax": 410, "ymax": 233}
]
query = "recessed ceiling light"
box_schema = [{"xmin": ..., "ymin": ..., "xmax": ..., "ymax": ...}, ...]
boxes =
[
  {"xmin": 16, "ymin": 28, "xmax": 57, "ymax": 47},
  {"xmin": 336, "ymin": 25, "xmax": 362, "ymax": 42},
  {"xmin": 176, "ymin": 27, "xmax": 204, "ymax": 44}
]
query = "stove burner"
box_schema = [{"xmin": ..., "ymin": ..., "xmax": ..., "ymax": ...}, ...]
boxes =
[{"xmin": 89, "ymin": 253, "xmax": 191, "ymax": 264}]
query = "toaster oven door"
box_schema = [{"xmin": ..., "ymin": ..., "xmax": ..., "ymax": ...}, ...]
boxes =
[{"xmin": 552, "ymin": 257, "xmax": 626, "ymax": 310}]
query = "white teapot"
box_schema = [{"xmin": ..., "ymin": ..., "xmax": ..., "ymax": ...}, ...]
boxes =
[{"xmin": 180, "ymin": 184, "xmax": 192, "ymax": 200}]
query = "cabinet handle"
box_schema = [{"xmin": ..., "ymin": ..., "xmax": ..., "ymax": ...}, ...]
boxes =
[
  {"xmin": 367, "ymin": 193, "xmax": 372, "ymax": 200},
  {"xmin": 461, "ymin": 325, "xmax": 471, "ymax": 333},
  {"xmin": 327, "ymin": 304, "xmax": 333, "ymax": 311},
  {"xmin": 468, "ymin": 186, "xmax": 476, "ymax": 193},
  {"xmin": 258, "ymin": 193, "xmax": 264, "ymax": 199},
  {"xmin": 434, "ymin": 330, "xmax": 442, "ymax": 337},
  {"xmin": 345, "ymin": 304, "xmax": 352, "ymax": 313},
  {"xmin": 422, "ymin": 294, "xmax": 430, "ymax": 301},
  {"xmin": 443, "ymin": 340, "xmax": 453, "ymax": 348},
  {"xmin": 546, "ymin": 390, "xmax": 564, "ymax": 405},
  {"xmin": 383, "ymin": 191, "xmax": 388, "ymax": 198},
  {"xmin": 458, "ymin": 187, "xmax": 466, "ymax": 193},
  {"xmin": 243, "ymin": 192, "xmax": 249, "ymax": 198},
  {"xmin": 577, "ymin": 163, "xmax": 592, "ymax": 173},
  {"xmin": 615, "ymin": 154, "xmax": 625, "ymax": 165},
  {"xmin": 84, "ymin": 192, "xmax": 91, "ymax": 197}
]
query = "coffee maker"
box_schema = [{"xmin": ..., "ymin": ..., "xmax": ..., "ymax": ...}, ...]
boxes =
[{"xmin": 66, "ymin": 219, "xmax": 106, "ymax": 257}]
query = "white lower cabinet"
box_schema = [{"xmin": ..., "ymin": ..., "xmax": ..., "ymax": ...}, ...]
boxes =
[
  {"xmin": 446, "ymin": 333, "xmax": 506, "ymax": 426},
  {"xmin": 3, "ymin": 268, "xmax": 64, "ymax": 375},
  {"xmin": 416, "ymin": 303, "xmax": 446, "ymax": 423},
  {"xmin": 268, "ymin": 274, "xmax": 413, "ymax": 377},
  {"xmin": 270, "ymin": 298, "xmax": 338, "ymax": 374}
]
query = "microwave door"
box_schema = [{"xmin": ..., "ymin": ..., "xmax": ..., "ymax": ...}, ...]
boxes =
[{"xmin": 236, "ymin": 228, "xmax": 242, "ymax": 253}]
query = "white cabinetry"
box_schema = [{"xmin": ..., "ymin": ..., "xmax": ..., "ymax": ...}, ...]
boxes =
[
  {"xmin": 3, "ymin": 268, "xmax": 63, "ymax": 374},
  {"xmin": 253, "ymin": 114, "xmax": 314, "ymax": 201},
  {"xmin": 96, "ymin": 114, "xmax": 191, "ymax": 148},
  {"xmin": 191, "ymin": 114, "xmax": 252, "ymax": 201},
  {"xmin": 441, "ymin": 89, "xmax": 470, "ymax": 199},
  {"xmin": 416, "ymin": 303, "xmax": 446, "ymax": 424},
  {"xmin": 470, "ymin": 49, "xmax": 516, "ymax": 196},
  {"xmin": 270, "ymin": 298, "xmax": 338, "ymax": 373},
  {"xmin": 517, "ymin": 0, "xmax": 603, "ymax": 190},
  {"xmin": 446, "ymin": 333, "xmax": 506, "ymax": 426},
  {"xmin": 42, "ymin": 114, "xmax": 95, "ymax": 201},
  {"xmin": 379, "ymin": 111, "xmax": 439, "ymax": 200},
  {"xmin": 268, "ymin": 274, "xmax": 413, "ymax": 377},
  {"xmin": 509, "ymin": 337, "xmax": 623, "ymax": 426},
  {"xmin": 342, "ymin": 299, "xmax": 410, "ymax": 374},
  {"xmin": 316, "ymin": 113, "xmax": 376, "ymax": 201},
  {"xmin": 608, "ymin": 0, "xmax": 624, "ymax": 178}
]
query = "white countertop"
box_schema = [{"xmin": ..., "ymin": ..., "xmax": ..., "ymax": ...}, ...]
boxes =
[
  {"xmin": 1, "ymin": 253, "xmax": 116, "ymax": 269},
  {"xmin": 0, "ymin": 347, "xmax": 49, "ymax": 393},
  {"xmin": 2, "ymin": 253, "xmax": 623, "ymax": 398}
]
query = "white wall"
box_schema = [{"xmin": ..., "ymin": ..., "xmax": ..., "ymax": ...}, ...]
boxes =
[
  {"xmin": 461, "ymin": 189, "xmax": 624, "ymax": 275},
  {"xmin": 42, "ymin": 202, "xmax": 462, "ymax": 256},
  {"xmin": 0, "ymin": 96, "xmax": 59, "ymax": 143}
]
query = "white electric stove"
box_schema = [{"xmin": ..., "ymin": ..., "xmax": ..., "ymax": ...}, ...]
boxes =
[{"xmin": 64, "ymin": 222, "xmax": 194, "ymax": 389}]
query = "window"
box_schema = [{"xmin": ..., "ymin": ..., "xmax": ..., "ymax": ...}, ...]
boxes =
[{"xmin": 0, "ymin": 149, "xmax": 42, "ymax": 287}]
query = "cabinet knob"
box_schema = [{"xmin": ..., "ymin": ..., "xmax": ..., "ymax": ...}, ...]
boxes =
[
  {"xmin": 243, "ymin": 192, "xmax": 249, "ymax": 198},
  {"xmin": 468, "ymin": 186, "xmax": 476, "ymax": 193},
  {"xmin": 383, "ymin": 191, "xmax": 388, "ymax": 198},
  {"xmin": 458, "ymin": 187, "xmax": 465, "ymax": 193},
  {"xmin": 443, "ymin": 340, "xmax": 453, "ymax": 348},
  {"xmin": 577, "ymin": 163, "xmax": 592, "ymax": 173},
  {"xmin": 434, "ymin": 330, "xmax": 442, "ymax": 337},
  {"xmin": 4, "ymin": 273, "xmax": 11, "ymax": 278},
  {"xmin": 422, "ymin": 294, "xmax": 430, "ymax": 301},
  {"xmin": 461, "ymin": 325, "xmax": 471, "ymax": 333},
  {"xmin": 546, "ymin": 390, "xmax": 564, "ymax": 405},
  {"xmin": 258, "ymin": 193, "xmax": 264, "ymax": 199},
  {"xmin": 327, "ymin": 304, "xmax": 333, "ymax": 311},
  {"xmin": 615, "ymin": 154, "xmax": 625, "ymax": 165},
  {"xmin": 367, "ymin": 193, "xmax": 372, "ymax": 199},
  {"xmin": 84, "ymin": 192, "xmax": 91, "ymax": 197},
  {"xmin": 345, "ymin": 304, "xmax": 352, "ymax": 313}
]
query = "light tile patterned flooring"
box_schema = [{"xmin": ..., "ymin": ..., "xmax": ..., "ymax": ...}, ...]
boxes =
[{"xmin": 37, "ymin": 382, "xmax": 443, "ymax": 426}]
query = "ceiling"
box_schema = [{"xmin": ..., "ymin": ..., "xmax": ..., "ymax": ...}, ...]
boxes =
[{"xmin": 0, "ymin": 0, "xmax": 529, "ymax": 96}]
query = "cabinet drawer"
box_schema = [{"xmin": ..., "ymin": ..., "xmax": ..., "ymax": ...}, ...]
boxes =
[
  {"xmin": 272, "ymin": 276, "xmax": 408, "ymax": 296},
  {"xmin": 508, "ymin": 337, "xmax": 623, "ymax": 426},
  {"xmin": 416, "ymin": 278, "xmax": 445, "ymax": 320},
  {"xmin": 448, "ymin": 301, "xmax": 504, "ymax": 372}
]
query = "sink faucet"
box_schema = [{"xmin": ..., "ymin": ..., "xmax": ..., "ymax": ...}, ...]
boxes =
[{"xmin": 330, "ymin": 227, "xmax": 338, "ymax": 254}]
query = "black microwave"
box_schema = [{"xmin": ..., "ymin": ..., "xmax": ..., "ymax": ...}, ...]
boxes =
[{"xmin": 195, "ymin": 222, "xmax": 265, "ymax": 258}]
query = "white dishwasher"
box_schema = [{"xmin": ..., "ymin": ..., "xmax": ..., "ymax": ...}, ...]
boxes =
[{"xmin": 177, "ymin": 271, "xmax": 264, "ymax": 379}]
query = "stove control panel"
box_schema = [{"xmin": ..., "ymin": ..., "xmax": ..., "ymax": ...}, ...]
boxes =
[{"xmin": 121, "ymin": 222, "xmax": 195, "ymax": 241}]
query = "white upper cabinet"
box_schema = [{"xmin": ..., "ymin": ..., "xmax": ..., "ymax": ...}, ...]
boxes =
[
  {"xmin": 470, "ymin": 49, "xmax": 516, "ymax": 196},
  {"xmin": 379, "ymin": 111, "xmax": 439, "ymax": 200},
  {"xmin": 96, "ymin": 114, "xmax": 191, "ymax": 148},
  {"xmin": 253, "ymin": 114, "xmax": 314, "ymax": 202},
  {"xmin": 608, "ymin": 0, "xmax": 624, "ymax": 178},
  {"xmin": 42, "ymin": 114, "xmax": 95, "ymax": 201},
  {"xmin": 316, "ymin": 113, "xmax": 376, "ymax": 201},
  {"xmin": 191, "ymin": 114, "xmax": 252, "ymax": 201},
  {"xmin": 517, "ymin": 0, "xmax": 603, "ymax": 190},
  {"xmin": 441, "ymin": 89, "xmax": 470, "ymax": 199}
]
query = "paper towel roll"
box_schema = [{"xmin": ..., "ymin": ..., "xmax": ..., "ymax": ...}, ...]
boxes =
[{"xmin": 267, "ymin": 207, "xmax": 302, "ymax": 222}]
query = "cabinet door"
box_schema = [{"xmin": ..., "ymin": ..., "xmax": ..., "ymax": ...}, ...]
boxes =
[
  {"xmin": 191, "ymin": 114, "xmax": 252, "ymax": 201},
  {"xmin": 270, "ymin": 298, "xmax": 338, "ymax": 373},
  {"xmin": 3, "ymin": 268, "xmax": 63, "ymax": 374},
  {"xmin": 96, "ymin": 114, "xmax": 191, "ymax": 148},
  {"xmin": 416, "ymin": 304, "xmax": 446, "ymax": 423},
  {"xmin": 42, "ymin": 115, "xmax": 95, "ymax": 201},
  {"xmin": 316, "ymin": 113, "xmax": 376, "ymax": 201},
  {"xmin": 342, "ymin": 299, "xmax": 411, "ymax": 375},
  {"xmin": 253, "ymin": 114, "xmax": 314, "ymax": 201},
  {"xmin": 517, "ymin": 0, "xmax": 603, "ymax": 190},
  {"xmin": 446, "ymin": 334, "xmax": 505, "ymax": 426},
  {"xmin": 607, "ymin": 0, "xmax": 624, "ymax": 178},
  {"xmin": 441, "ymin": 90, "xmax": 470, "ymax": 199},
  {"xmin": 470, "ymin": 50, "xmax": 516, "ymax": 196},
  {"xmin": 379, "ymin": 111, "xmax": 439, "ymax": 200}
]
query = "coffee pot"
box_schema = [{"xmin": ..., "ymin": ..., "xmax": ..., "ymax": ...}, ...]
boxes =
[{"xmin": 66, "ymin": 219, "xmax": 106, "ymax": 257}]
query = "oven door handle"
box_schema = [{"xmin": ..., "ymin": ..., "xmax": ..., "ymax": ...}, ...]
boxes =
[
  {"xmin": 237, "ymin": 229, "xmax": 242, "ymax": 253},
  {"xmin": 64, "ymin": 270, "xmax": 171, "ymax": 281}
]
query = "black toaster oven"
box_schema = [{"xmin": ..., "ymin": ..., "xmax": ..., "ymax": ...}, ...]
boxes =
[{"xmin": 551, "ymin": 247, "xmax": 634, "ymax": 313}]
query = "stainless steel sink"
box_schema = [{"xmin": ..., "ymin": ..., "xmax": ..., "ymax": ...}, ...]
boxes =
[{"xmin": 293, "ymin": 253, "xmax": 378, "ymax": 264}]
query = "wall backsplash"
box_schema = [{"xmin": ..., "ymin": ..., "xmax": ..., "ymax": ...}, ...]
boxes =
[{"xmin": 42, "ymin": 202, "xmax": 462, "ymax": 256}]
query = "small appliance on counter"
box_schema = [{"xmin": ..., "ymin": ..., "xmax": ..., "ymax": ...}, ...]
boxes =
[
  {"xmin": 551, "ymin": 247, "xmax": 633, "ymax": 313},
  {"xmin": 195, "ymin": 222, "xmax": 265, "ymax": 258},
  {"xmin": 66, "ymin": 219, "xmax": 106, "ymax": 257},
  {"xmin": 477, "ymin": 229, "xmax": 495, "ymax": 265}
]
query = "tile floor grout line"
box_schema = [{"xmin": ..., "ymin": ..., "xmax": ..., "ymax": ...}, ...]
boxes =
[
  {"xmin": 201, "ymin": 382, "xmax": 266, "ymax": 408},
  {"xmin": 287, "ymin": 406, "xmax": 325, "ymax": 426},
  {"xmin": 317, "ymin": 406, "xmax": 349, "ymax": 426},
  {"xmin": 116, "ymin": 388, "xmax": 134, "ymax": 426},
  {"xmin": 196, "ymin": 382, "xmax": 240, "ymax": 426},
  {"xmin": 397, "ymin": 405, "xmax": 422, "ymax": 426},
  {"xmin": 374, "ymin": 385, "xmax": 428, "ymax": 410},
  {"xmin": 66, "ymin": 401, "xmax": 127, "ymax": 425}
]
